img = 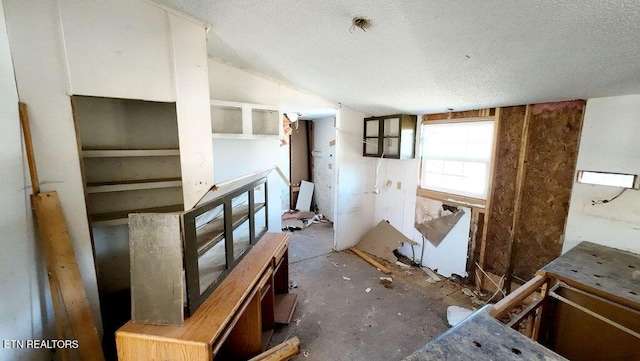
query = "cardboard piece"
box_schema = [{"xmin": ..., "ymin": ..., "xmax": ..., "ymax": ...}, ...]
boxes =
[
  {"xmin": 356, "ymin": 221, "xmax": 418, "ymax": 263},
  {"xmin": 415, "ymin": 210, "xmax": 465, "ymax": 247}
]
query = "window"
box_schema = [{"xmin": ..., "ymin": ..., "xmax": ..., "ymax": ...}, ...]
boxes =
[{"xmin": 420, "ymin": 120, "xmax": 494, "ymax": 199}]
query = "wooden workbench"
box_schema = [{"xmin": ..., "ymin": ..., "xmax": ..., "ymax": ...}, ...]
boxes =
[
  {"xmin": 540, "ymin": 241, "xmax": 640, "ymax": 311},
  {"xmin": 405, "ymin": 241, "xmax": 640, "ymax": 361},
  {"xmin": 116, "ymin": 232, "xmax": 293, "ymax": 361}
]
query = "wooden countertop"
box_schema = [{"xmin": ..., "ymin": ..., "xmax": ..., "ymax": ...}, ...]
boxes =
[
  {"xmin": 540, "ymin": 241, "xmax": 640, "ymax": 311},
  {"xmin": 117, "ymin": 232, "xmax": 289, "ymax": 346},
  {"xmin": 402, "ymin": 307, "xmax": 567, "ymax": 361}
]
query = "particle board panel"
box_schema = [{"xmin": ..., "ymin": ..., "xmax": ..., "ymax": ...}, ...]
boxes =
[
  {"xmin": 512, "ymin": 101, "xmax": 584, "ymax": 280},
  {"xmin": 129, "ymin": 213, "xmax": 184, "ymax": 325},
  {"xmin": 482, "ymin": 106, "xmax": 527, "ymax": 275}
]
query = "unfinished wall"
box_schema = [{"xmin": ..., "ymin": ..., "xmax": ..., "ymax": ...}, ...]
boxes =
[
  {"xmin": 483, "ymin": 106, "xmax": 527, "ymax": 275},
  {"xmin": 481, "ymin": 102, "xmax": 584, "ymax": 283},
  {"xmin": 334, "ymin": 106, "xmax": 376, "ymax": 250},
  {"xmin": 564, "ymin": 95, "xmax": 640, "ymax": 255},
  {"xmin": 0, "ymin": 3, "xmax": 52, "ymax": 360},
  {"xmin": 512, "ymin": 101, "xmax": 584, "ymax": 280},
  {"xmin": 311, "ymin": 116, "xmax": 337, "ymax": 221}
]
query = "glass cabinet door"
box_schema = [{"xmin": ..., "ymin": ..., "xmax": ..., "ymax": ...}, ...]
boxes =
[
  {"xmin": 364, "ymin": 118, "xmax": 380, "ymax": 156},
  {"xmin": 193, "ymin": 204, "xmax": 227, "ymax": 295}
]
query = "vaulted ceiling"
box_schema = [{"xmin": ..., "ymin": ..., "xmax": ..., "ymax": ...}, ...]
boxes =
[{"xmin": 156, "ymin": 0, "xmax": 640, "ymax": 116}]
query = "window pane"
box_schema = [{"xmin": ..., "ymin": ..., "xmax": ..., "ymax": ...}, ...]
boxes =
[
  {"xmin": 420, "ymin": 120, "xmax": 494, "ymax": 198},
  {"xmin": 443, "ymin": 161, "xmax": 464, "ymax": 176}
]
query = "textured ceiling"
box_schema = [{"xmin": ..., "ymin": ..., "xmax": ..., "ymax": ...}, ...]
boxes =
[{"xmin": 156, "ymin": 0, "xmax": 640, "ymax": 115}]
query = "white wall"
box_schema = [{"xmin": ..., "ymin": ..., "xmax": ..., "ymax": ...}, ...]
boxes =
[
  {"xmin": 4, "ymin": 0, "xmax": 102, "ymax": 332},
  {"xmin": 564, "ymin": 94, "xmax": 640, "ymax": 254},
  {"xmin": 334, "ymin": 106, "xmax": 376, "ymax": 250},
  {"xmin": 0, "ymin": 2, "xmax": 52, "ymax": 360},
  {"xmin": 208, "ymin": 58, "xmax": 337, "ymax": 109},
  {"xmin": 208, "ymin": 58, "xmax": 339, "ymax": 232},
  {"xmin": 311, "ymin": 116, "xmax": 337, "ymax": 221}
]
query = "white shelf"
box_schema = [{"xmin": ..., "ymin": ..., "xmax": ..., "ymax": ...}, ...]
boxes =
[
  {"xmin": 211, "ymin": 133, "xmax": 279, "ymax": 140},
  {"xmin": 87, "ymin": 178, "xmax": 182, "ymax": 194},
  {"xmin": 82, "ymin": 149, "xmax": 180, "ymax": 158}
]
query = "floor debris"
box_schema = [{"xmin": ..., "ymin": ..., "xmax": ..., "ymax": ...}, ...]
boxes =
[
  {"xmin": 446, "ymin": 305, "xmax": 474, "ymax": 326},
  {"xmin": 421, "ymin": 267, "xmax": 442, "ymax": 282},
  {"xmin": 355, "ymin": 220, "xmax": 418, "ymax": 264},
  {"xmin": 343, "ymin": 276, "xmax": 351, "ymax": 281},
  {"xmin": 379, "ymin": 278, "xmax": 394, "ymax": 289},
  {"xmin": 350, "ymin": 247, "xmax": 392, "ymax": 274},
  {"xmin": 365, "ymin": 287, "xmax": 372, "ymax": 293},
  {"xmin": 396, "ymin": 261, "xmax": 412, "ymax": 269}
]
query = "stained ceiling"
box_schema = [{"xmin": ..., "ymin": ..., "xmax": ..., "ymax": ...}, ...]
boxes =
[{"xmin": 156, "ymin": 0, "xmax": 640, "ymax": 116}]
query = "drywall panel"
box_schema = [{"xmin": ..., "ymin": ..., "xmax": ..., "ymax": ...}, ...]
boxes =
[
  {"xmin": 420, "ymin": 204, "xmax": 472, "ymax": 278},
  {"xmin": 170, "ymin": 13, "xmax": 214, "ymax": 209},
  {"xmin": 0, "ymin": 3, "xmax": 50, "ymax": 360},
  {"xmin": 212, "ymin": 138, "xmax": 282, "ymax": 232},
  {"xmin": 59, "ymin": 0, "xmax": 175, "ymax": 101},
  {"xmin": 311, "ymin": 116, "xmax": 337, "ymax": 221},
  {"xmin": 564, "ymin": 95, "xmax": 640, "ymax": 255},
  {"xmin": 4, "ymin": 0, "xmax": 102, "ymax": 334},
  {"xmin": 334, "ymin": 106, "xmax": 376, "ymax": 250}
]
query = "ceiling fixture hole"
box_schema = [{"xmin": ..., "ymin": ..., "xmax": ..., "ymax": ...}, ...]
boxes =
[
  {"xmin": 472, "ymin": 341, "xmax": 482, "ymax": 347},
  {"xmin": 350, "ymin": 16, "xmax": 371, "ymax": 33}
]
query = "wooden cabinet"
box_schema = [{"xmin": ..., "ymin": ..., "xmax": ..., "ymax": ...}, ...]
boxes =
[
  {"xmin": 363, "ymin": 114, "xmax": 417, "ymax": 159},
  {"xmin": 116, "ymin": 232, "xmax": 295, "ymax": 361},
  {"xmin": 211, "ymin": 100, "xmax": 280, "ymax": 139}
]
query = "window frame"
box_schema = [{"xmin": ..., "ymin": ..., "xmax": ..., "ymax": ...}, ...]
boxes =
[{"xmin": 418, "ymin": 116, "xmax": 497, "ymax": 202}]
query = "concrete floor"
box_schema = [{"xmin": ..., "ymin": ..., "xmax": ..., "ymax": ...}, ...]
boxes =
[{"xmin": 270, "ymin": 222, "xmax": 477, "ymax": 361}]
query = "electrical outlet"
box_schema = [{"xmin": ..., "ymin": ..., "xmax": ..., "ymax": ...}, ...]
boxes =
[{"xmin": 397, "ymin": 181, "xmax": 402, "ymax": 190}]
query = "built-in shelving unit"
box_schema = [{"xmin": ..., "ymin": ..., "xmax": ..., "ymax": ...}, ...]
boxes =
[
  {"xmin": 72, "ymin": 96, "xmax": 184, "ymax": 227},
  {"xmin": 210, "ymin": 100, "xmax": 280, "ymax": 139}
]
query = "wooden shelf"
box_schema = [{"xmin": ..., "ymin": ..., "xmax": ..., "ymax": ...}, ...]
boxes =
[
  {"xmin": 90, "ymin": 204, "xmax": 184, "ymax": 227},
  {"xmin": 82, "ymin": 149, "xmax": 180, "ymax": 158},
  {"xmin": 274, "ymin": 293, "xmax": 298, "ymax": 325},
  {"xmin": 196, "ymin": 203, "xmax": 266, "ymax": 255},
  {"xmin": 86, "ymin": 178, "xmax": 182, "ymax": 193}
]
